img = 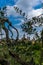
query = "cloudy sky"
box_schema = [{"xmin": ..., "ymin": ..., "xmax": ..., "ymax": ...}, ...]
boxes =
[{"xmin": 0, "ymin": 0, "xmax": 43, "ymax": 39}]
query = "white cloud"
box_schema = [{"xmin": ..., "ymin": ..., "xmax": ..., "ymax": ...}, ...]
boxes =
[
  {"xmin": 15, "ymin": 0, "xmax": 41, "ymax": 13},
  {"xmin": 6, "ymin": 0, "xmax": 42, "ymax": 19},
  {"xmin": 6, "ymin": 6, "xmax": 16, "ymax": 16},
  {"xmin": 27, "ymin": 8, "xmax": 42, "ymax": 19},
  {"xmin": 0, "ymin": 29, "xmax": 6, "ymax": 39}
]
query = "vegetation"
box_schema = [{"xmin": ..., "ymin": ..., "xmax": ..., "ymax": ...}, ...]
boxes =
[
  {"xmin": 0, "ymin": 38, "xmax": 43, "ymax": 65},
  {"xmin": 0, "ymin": 6, "xmax": 43, "ymax": 65}
]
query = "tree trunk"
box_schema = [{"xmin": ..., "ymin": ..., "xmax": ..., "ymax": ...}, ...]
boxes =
[
  {"xmin": 10, "ymin": 25, "xmax": 19, "ymax": 41},
  {"xmin": 3, "ymin": 26, "xmax": 11, "ymax": 46}
]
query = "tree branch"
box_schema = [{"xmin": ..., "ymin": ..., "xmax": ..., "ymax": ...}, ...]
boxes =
[{"xmin": 9, "ymin": 50, "xmax": 35, "ymax": 65}]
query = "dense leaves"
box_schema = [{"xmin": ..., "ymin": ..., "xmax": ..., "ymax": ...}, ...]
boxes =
[{"xmin": 0, "ymin": 40, "xmax": 43, "ymax": 65}]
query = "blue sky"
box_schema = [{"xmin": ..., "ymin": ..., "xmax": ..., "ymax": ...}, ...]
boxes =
[{"xmin": 0, "ymin": 0, "xmax": 43, "ymax": 39}]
